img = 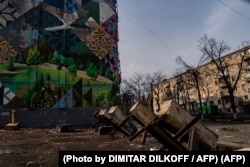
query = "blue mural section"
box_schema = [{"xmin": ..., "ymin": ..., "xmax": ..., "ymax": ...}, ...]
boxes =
[{"xmin": 0, "ymin": 0, "xmax": 120, "ymax": 109}]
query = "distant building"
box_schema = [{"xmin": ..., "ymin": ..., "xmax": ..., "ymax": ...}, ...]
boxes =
[{"xmin": 153, "ymin": 46, "xmax": 250, "ymax": 115}]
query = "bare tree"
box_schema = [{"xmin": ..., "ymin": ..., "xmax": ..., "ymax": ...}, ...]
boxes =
[
  {"xmin": 175, "ymin": 56, "xmax": 203, "ymax": 117},
  {"xmin": 201, "ymin": 84, "xmax": 212, "ymax": 115},
  {"xmin": 171, "ymin": 69, "xmax": 183, "ymax": 104},
  {"xmin": 146, "ymin": 71, "xmax": 166, "ymax": 112},
  {"xmin": 120, "ymin": 71, "xmax": 166, "ymax": 112},
  {"xmin": 198, "ymin": 34, "xmax": 250, "ymax": 119},
  {"xmin": 128, "ymin": 73, "xmax": 146, "ymax": 102},
  {"xmin": 120, "ymin": 78, "xmax": 135, "ymax": 114},
  {"xmin": 120, "ymin": 72, "xmax": 148, "ymax": 112}
]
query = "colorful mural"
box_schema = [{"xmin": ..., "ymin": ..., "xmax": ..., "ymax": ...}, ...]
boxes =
[{"xmin": 0, "ymin": 0, "xmax": 120, "ymax": 109}]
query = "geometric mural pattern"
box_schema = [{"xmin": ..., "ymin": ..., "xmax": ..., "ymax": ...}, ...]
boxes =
[
  {"xmin": 0, "ymin": 82, "xmax": 15, "ymax": 109},
  {"xmin": 0, "ymin": 0, "xmax": 19, "ymax": 29},
  {"xmin": 100, "ymin": 2, "xmax": 115, "ymax": 23},
  {"xmin": 85, "ymin": 26, "xmax": 115, "ymax": 60},
  {"xmin": 0, "ymin": 36, "xmax": 16, "ymax": 65},
  {"xmin": 41, "ymin": 29, "xmax": 81, "ymax": 54},
  {"xmin": 0, "ymin": 0, "xmax": 120, "ymax": 109}
]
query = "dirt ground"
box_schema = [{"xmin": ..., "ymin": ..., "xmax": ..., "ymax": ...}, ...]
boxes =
[{"xmin": 0, "ymin": 122, "xmax": 250, "ymax": 167}]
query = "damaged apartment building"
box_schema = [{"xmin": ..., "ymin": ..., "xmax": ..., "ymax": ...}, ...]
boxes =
[{"xmin": 153, "ymin": 46, "xmax": 250, "ymax": 115}]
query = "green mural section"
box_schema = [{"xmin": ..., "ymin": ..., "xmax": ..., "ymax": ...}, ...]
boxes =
[{"xmin": 0, "ymin": 0, "xmax": 120, "ymax": 109}]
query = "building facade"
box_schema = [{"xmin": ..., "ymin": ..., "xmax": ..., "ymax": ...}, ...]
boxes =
[
  {"xmin": 0, "ymin": 0, "xmax": 120, "ymax": 110},
  {"xmin": 153, "ymin": 46, "xmax": 250, "ymax": 115}
]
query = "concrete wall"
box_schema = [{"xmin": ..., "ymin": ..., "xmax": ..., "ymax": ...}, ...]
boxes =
[{"xmin": 0, "ymin": 107, "xmax": 98, "ymax": 128}]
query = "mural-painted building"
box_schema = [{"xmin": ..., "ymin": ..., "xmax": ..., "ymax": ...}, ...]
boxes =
[{"xmin": 0, "ymin": 0, "xmax": 120, "ymax": 111}]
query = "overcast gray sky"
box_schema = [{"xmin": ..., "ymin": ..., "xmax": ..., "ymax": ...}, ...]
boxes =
[{"xmin": 117, "ymin": 0, "xmax": 250, "ymax": 79}]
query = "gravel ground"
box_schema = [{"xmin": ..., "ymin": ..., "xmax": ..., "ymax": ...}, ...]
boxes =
[
  {"xmin": 0, "ymin": 122, "xmax": 250, "ymax": 167},
  {"xmin": 204, "ymin": 122, "xmax": 250, "ymax": 150}
]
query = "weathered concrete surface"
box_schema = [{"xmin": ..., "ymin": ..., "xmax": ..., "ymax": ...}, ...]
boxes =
[
  {"xmin": 154, "ymin": 100, "xmax": 218, "ymax": 150},
  {"xmin": 108, "ymin": 106, "xmax": 138, "ymax": 136}
]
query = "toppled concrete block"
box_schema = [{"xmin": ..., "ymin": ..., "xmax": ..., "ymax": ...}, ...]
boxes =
[
  {"xmin": 108, "ymin": 106, "xmax": 137, "ymax": 136},
  {"xmin": 155, "ymin": 100, "xmax": 218, "ymax": 150}
]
